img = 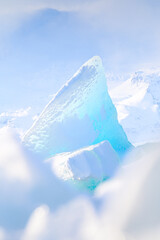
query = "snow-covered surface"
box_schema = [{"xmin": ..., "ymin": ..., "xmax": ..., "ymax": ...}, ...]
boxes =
[
  {"xmin": 0, "ymin": 127, "xmax": 78, "ymax": 235},
  {"xmin": 95, "ymin": 142, "xmax": 160, "ymax": 240},
  {"xmin": 110, "ymin": 69, "xmax": 160, "ymax": 145},
  {"xmin": 0, "ymin": 109, "xmax": 160, "ymax": 239},
  {"xmin": 23, "ymin": 56, "xmax": 131, "ymax": 157},
  {"xmin": 2, "ymin": 141, "xmax": 158, "ymax": 240},
  {"xmin": 49, "ymin": 140, "xmax": 119, "ymax": 188},
  {"xmin": 0, "ymin": 127, "xmax": 32, "ymax": 183},
  {"xmin": 2, "ymin": 57, "xmax": 160, "ymax": 239}
]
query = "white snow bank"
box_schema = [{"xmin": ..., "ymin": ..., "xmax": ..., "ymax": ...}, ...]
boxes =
[
  {"xmin": 96, "ymin": 143, "xmax": 160, "ymax": 239},
  {"xmin": 0, "ymin": 127, "xmax": 78, "ymax": 234},
  {"xmin": 0, "ymin": 127, "xmax": 32, "ymax": 183},
  {"xmin": 0, "ymin": 130, "xmax": 160, "ymax": 239},
  {"xmin": 22, "ymin": 205, "xmax": 50, "ymax": 240},
  {"xmin": 21, "ymin": 197, "xmax": 100, "ymax": 240},
  {"xmin": 18, "ymin": 143, "xmax": 160, "ymax": 240}
]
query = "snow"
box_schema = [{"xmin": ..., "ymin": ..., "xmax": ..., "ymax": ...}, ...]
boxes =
[
  {"xmin": 109, "ymin": 69, "xmax": 160, "ymax": 145},
  {"xmin": 0, "ymin": 127, "xmax": 32, "ymax": 183},
  {"xmin": 0, "ymin": 111, "xmax": 160, "ymax": 239},
  {"xmin": 0, "ymin": 127, "xmax": 78, "ymax": 234},
  {"xmin": 95, "ymin": 142, "xmax": 160, "ymax": 240},
  {"xmin": 19, "ymin": 143, "xmax": 160, "ymax": 240},
  {"xmin": 2, "ymin": 57, "xmax": 160, "ymax": 239},
  {"xmin": 49, "ymin": 140, "xmax": 119, "ymax": 189},
  {"xmin": 23, "ymin": 56, "xmax": 131, "ymax": 158},
  {"xmin": 22, "ymin": 205, "xmax": 50, "ymax": 240}
]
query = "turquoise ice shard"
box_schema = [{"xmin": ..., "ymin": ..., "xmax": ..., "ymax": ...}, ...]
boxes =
[{"xmin": 23, "ymin": 56, "xmax": 131, "ymax": 157}]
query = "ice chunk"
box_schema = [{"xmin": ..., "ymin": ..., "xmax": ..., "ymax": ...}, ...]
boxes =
[
  {"xmin": 49, "ymin": 140, "xmax": 119, "ymax": 189},
  {"xmin": 24, "ymin": 56, "xmax": 131, "ymax": 157}
]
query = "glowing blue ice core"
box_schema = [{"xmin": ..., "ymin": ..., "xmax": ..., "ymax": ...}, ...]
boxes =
[{"xmin": 24, "ymin": 56, "xmax": 132, "ymax": 158}]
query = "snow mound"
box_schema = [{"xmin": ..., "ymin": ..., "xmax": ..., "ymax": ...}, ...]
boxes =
[
  {"xmin": 0, "ymin": 127, "xmax": 78, "ymax": 231},
  {"xmin": 0, "ymin": 127, "xmax": 32, "ymax": 183},
  {"xmin": 96, "ymin": 142, "xmax": 160, "ymax": 240},
  {"xmin": 49, "ymin": 140, "xmax": 119, "ymax": 189},
  {"xmin": 20, "ymin": 143, "xmax": 160, "ymax": 240},
  {"xmin": 23, "ymin": 56, "xmax": 131, "ymax": 157},
  {"xmin": 110, "ymin": 69, "xmax": 160, "ymax": 145}
]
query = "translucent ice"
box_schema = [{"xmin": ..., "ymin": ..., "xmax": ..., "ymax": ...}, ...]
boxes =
[
  {"xmin": 24, "ymin": 56, "xmax": 131, "ymax": 158},
  {"xmin": 49, "ymin": 140, "xmax": 119, "ymax": 189}
]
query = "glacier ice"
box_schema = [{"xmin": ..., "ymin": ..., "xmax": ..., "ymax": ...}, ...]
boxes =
[
  {"xmin": 23, "ymin": 56, "xmax": 131, "ymax": 158},
  {"xmin": 49, "ymin": 140, "xmax": 119, "ymax": 189}
]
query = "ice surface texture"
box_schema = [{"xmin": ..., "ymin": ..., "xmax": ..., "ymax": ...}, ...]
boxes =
[
  {"xmin": 24, "ymin": 56, "xmax": 131, "ymax": 157},
  {"xmin": 49, "ymin": 140, "xmax": 119, "ymax": 189}
]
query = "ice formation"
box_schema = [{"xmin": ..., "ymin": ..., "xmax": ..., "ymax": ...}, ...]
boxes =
[
  {"xmin": 23, "ymin": 56, "xmax": 131, "ymax": 157},
  {"xmin": 49, "ymin": 140, "xmax": 119, "ymax": 189},
  {"xmin": 110, "ymin": 69, "xmax": 160, "ymax": 145}
]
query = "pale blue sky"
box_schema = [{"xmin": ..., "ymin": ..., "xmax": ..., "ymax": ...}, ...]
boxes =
[{"xmin": 0, "ymin": 0, "xmax": 160, "ymax": 131}]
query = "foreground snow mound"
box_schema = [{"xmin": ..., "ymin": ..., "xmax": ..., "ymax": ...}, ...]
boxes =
[
  {"xmin": 0, "ymin": 127, "xmax": 78, "ymax": 232},
  {"xmin": 24, "ymin": 56, "xmax": 131, "ymax": 157},
  {"xmin": 19, "ymin": 143, "xmax": 160, "ymax": 240},
  {"xmin": 96, "ymin": 142, "xmax": 160, "ymax": 240},
  {"xmin": 0, "ymin": 127, "xmax": 32, "ymax": 183},
  {"xmin": 110, "ymin": 69, "xmax": 160, "ymax": 145},
  {"xmin": 49, "ymin": 141, "xmax": 119, "ymax": 189}
]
